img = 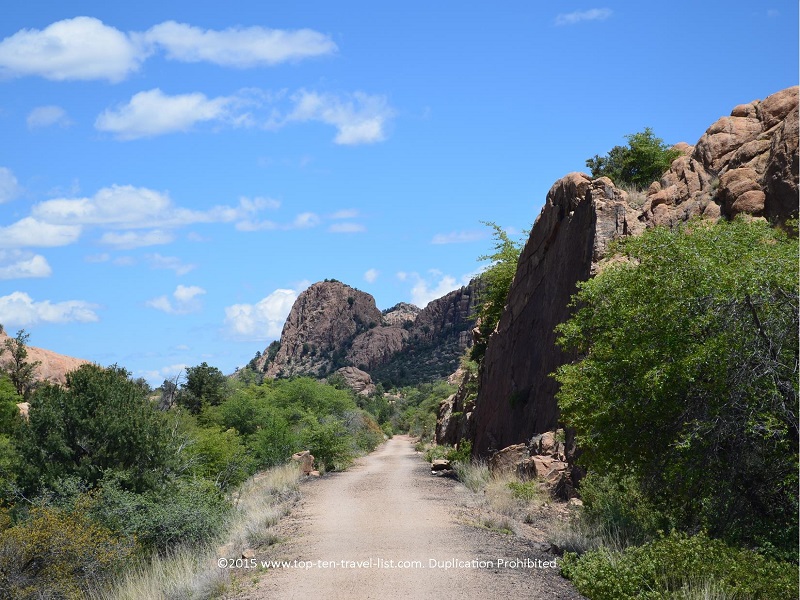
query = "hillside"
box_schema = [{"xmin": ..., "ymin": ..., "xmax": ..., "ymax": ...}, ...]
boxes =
[{"xmin": 257, "ymin": 279, "xmax": 482, "ymax": 386}]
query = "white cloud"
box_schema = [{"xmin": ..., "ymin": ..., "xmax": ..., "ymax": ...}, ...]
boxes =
[
  {"xmin": 431, "ymin": 230, "xmax": 486, "ymax": 245},
  {"xmin": 95, "ymin": 88, "xmax": 232, "ymax": 140},
  {"xmin": 0, "ymin": 291, "xmax": 99, "ymax": 326},
  {"xmin": 330, "ymin": 209, "xmax": 359, "ymax": 219},
  {"xmin": 0, "ymin": 217, "xmax": 81, "ymax": 248},
  {"xmin": 100, "ymin": 230, "xmax": 174, "ymax": 249},
  {"xmin": 146, "ymin": 284, "xmax": 206, "ymax": 315},
  {"xmin": 408, "ymin": 273, "xmax": 460, "ymax": 307},
  {"xmin": 364, "ymin": 268, "xmax": 379, "ymax": 283},
  {"xmin": 0, "ymin": 250, "xmax": 52, "ymax": 279},
  {"xmin": 85, "ymin": 253, "xmax": 110, "ymax": 263},
  {"xmin": 27, "ymin": 105, "xmax": 71, "ymax": 129},
  {"xmin": 143, "ymin": 21, "xmax": 337, "ymax": 67},
  {"xmin": 0, "ymin": 17, "xmax": 145, "ymax": 82},
  {"xmin": 146, "ymin": 253, "xmax": 196, "ymax": 275},
  {"xmin": 292, "ymin": 212, "xmax": 321, "ymax": 229},
  {"xmin": 286, "ymin": 90, "xmax": 394, "ymax": 145},
  {"xmin": 33, "ymin": 185, "xmax": 268, "ymax": 230},
  {"xmin": 555, "ymin": 8, "xmax": 613, "ymax": 26},
  {"xmin": 396, "ymin": 271, "xmax": 408, "ymax": 282},
  {"xmin": 0, "ymin": 167, "xmax": 20, "ymax": 204},
  {"xmin": 328, "ymin": 222, "xmax": 365, "ymax": 233},
  {"xmin": 224, "ymin": 287, "xmax": 298, "ymax": 341}
]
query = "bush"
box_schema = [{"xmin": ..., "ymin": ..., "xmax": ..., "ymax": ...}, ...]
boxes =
[
  {"xmin": 0, "ymin": 504, "xmax": 135, "ymax": 599},
  {"xmin": 585, "ymin": 127, "xmax": 682, "ymax": 190},
  {"xmin": 301, "ymin": 418, "xmax": 354, "ymax": 472},
  {"xmin": 561, "ymin": 531, "xmax": 798, "ymax": 600},
  {"xmin": 93, "ymin": 477, "xmax": 230, "ymax": 553},
  {"xmin": 578, "ymin": 471, "xmax": 664, "ymax": 549},
  {"xmin": 248, "ymin": 411, "xmax": 298, "ymax": 469},
  {"xmin": 555, "ymin": 219, "xmax": 799, "ymax": 555},
  {"xmin": 16, "ymin": 364, "xmax": 178, "ymax": 495}
]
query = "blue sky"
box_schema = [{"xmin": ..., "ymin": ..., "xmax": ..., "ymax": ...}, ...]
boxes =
[{"xmin": 0, "ymin": 1, "xmax": 797, "ymax": 385}]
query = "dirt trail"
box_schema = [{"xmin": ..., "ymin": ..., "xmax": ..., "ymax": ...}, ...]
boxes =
[{"xmin": 236, "ymin": 435, "xmax": 581, "ymax": 599}]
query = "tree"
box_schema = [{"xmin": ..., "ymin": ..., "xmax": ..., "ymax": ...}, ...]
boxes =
[
  {"xmin": 585, "ymin": 127, "xmax": 682, "ymax": 190},
  {"xmin": 178, "ymin": 362, "xmax": 228, "ymax": 414},
  {"xmin": 1, "ymin": 330, "xmax": 41, "ymax": 400},
  {"xmin": 16, "ymin": 364, "xmax": 179, "ymax": 495},
  {"xmin": 554, "ymin": 218, "xmax": 798, "ymax": 555},
  {"xmin": 470, "ymin": 222, "xmax": 526, "ymax": 362}
]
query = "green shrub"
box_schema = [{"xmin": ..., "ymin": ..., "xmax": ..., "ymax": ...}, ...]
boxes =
[
  {"xmin": 446, "ymin": 440, "xmax": 472, "ymax": 464},
  {"xmin": 561, "ymin": 531, "xmax": 798, "ymax": 600},
  {"xmin": 556, "ymin": 219, "xmax": 799, "ymax": 555},
  {"xmin": 93, "ymin": 477, "xmax": 230, "ymax": 553},
  {"xmin": 248, "ymin": 412, "xmax": 298, "ymax": 468},
  {"xmin": 578, "ymin": 471, "xmax": 664, "ymax": 548},
  {"xmin": 185, "ymin": 427, "xmax": 253, "ymax": 490},
  {"xmin": 0, "ymin": 504, "xmax": 135, "ymax": 600},
  {"xmin": 381, "ymin": 422, "xmax": 393, "ymax": 438},
  {"xmin": 301, "ymin": 418, "xmax": 354, "ymax": 472},
  {"xmin": 585, "ymin": 127, "xmax": 681, "ymax": 190},
  {"xmin": 506, "ymin": 480, "xmax": 539, "ymax": 503}
]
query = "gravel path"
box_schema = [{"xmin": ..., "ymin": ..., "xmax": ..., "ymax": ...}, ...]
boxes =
[{"xmin": 235, "ymin": 435, "xmax": 583, "ymax": 599}]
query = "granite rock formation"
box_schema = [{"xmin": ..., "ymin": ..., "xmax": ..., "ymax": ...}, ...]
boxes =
[
  {"xmin": 472, "ymin": 174, "xmax": 644, "ymax": 455},
  {"xmin": 470, "ymin": 87, "xmax": 798, "ymax": 457}
]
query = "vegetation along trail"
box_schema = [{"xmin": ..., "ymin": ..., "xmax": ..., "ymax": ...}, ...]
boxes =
[{"xmin": 236, "ymin": 435, "xmax": 581, "ymax": 599}]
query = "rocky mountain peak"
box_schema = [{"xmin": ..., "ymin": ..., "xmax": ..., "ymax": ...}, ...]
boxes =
[{"xmin": 262, "ymin": 281, "xmax": 382, "ymax": 378}]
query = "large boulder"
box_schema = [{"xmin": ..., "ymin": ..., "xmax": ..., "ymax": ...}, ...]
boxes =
[
  {"xmin": 472, "ymin": 174, "xmax": 644, "ymax": 456},
  {"xmin": 642, "ymin": 86, "xmax": 798, "ymax": 226}
]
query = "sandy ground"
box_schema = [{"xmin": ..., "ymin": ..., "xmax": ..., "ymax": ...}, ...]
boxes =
[{"xmin": 232, "ymin": 435, "xmax": 583, "ymax": 600}]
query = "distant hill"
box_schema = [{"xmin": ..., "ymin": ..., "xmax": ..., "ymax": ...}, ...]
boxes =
[
  {"xmin": 0, "ymin": 329, "xmax": 91, "ymax": 385},
  {"xmin": 256, "ymin": 278, "xmax": 482, "ymax": 387}
]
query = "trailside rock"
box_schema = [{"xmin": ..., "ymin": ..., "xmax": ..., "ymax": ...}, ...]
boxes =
[
  {"xmin": 642, "ymin": 86, "xmax": 799, "ymax": 226},
  {"xmin": 292, "ymin": 450, "xmax": 315, "ymax": 475},
  {"xmin": 472, "ymin": 174, "xmax": 644, "ymax": 456}
]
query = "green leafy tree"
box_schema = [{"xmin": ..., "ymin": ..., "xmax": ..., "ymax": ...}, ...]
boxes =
[
  {"xmin": 470, "ymin": 222, "xmax": 526, "ymax": 362},
  {"xmin": 178, "ymin": 362, "xmax": 228, "ymax": 414},
  {"xmin": 555, "ymin": 218, "xmax": 798, "ymax": 555},
  {"xmin": 1, "ymin": 330, "xmax": 41, "ymax": 400},
  {"xmin": 16, "ymin": 364, "xmax": 179, "ymax": 495},
  {"xmin": 585, "ymin": 127, "xmax": 682, "ymax": 190}
]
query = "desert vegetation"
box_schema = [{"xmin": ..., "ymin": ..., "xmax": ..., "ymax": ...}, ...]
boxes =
[
  {"xmin": 552, "ymin": 217, "xmax": 799, "ymax": 598},
  {"xmin": 0, "ymin": 351, "xmax": 385, "ymax": 598}
]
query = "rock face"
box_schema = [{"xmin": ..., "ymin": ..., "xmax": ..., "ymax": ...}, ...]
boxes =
[
  {"xmin": 471, "ymin": 87, "xmax": 798, "ymax": 458},
  {"xmin": 643, "ymin": 86, "xmax": 798, "ymax": 226},
  {"xmin": 261, "ymin": 279, "xmax": 482, "ymax": 386},
  {"xmin": 262, "ymin": 282, "xmax": 383, "ymax": 378},
  {"xmin": 0, "ymin": 330, "xmax": 90, "ymax": 385},
  {"xmin": 331, "ymin": 366, "xmax": 376, "ymax": 396},
  {"xmin": 472, "ymin": 174, "xmax": 644, "ymax": 455},
  {"xmin": 381, "ymin": 303, "xmax": 421, "ymax": 327},
  {"xmin": 371, "ymin": 279, "xmax": 483, "ymax": 386}
]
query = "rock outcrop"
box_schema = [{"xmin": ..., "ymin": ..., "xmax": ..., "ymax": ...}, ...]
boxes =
[
  {"xmin": 330, "ymin": 366, "xmax": 376, "ymax": 396},
  {"xmin": 0, "ymin": 330, "xmax": 90, "ymax": 385},
  {"xmin": 472, "ymin": 174, "xmax": 644, "ymax": 455},
  {"xmin": 643, "ymin": 86, "xmax": 798, "ymax": 226},
  {"xmin": 471, "ymin": 87, "xmax": 798, "ymax": 458},
  {"xmin": 261, "ymin": 279, "xmax": 482, "ymax": 386},
  {"xmin": 371, "ymin": 279, "xmax": 483, "ymax": 386},
  {"xmin": 381, "ymin": 303, "xmax": 421, "ymax": 327},
  {"xmin": 262, "ymin": 282, "xmax": 383, "ymax": 378}
]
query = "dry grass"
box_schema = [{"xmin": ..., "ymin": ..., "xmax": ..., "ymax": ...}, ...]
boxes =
[
  {"xmin": 93, "ymin": 464, "xmax": 301, "ymax": 600},
  {"xmin": 92, "ymin": 547, "xmax": 229, "ymax": 600},
  {"xmin": 453, "ymin": 459, "xmax": 550, "ymax": 535}
]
